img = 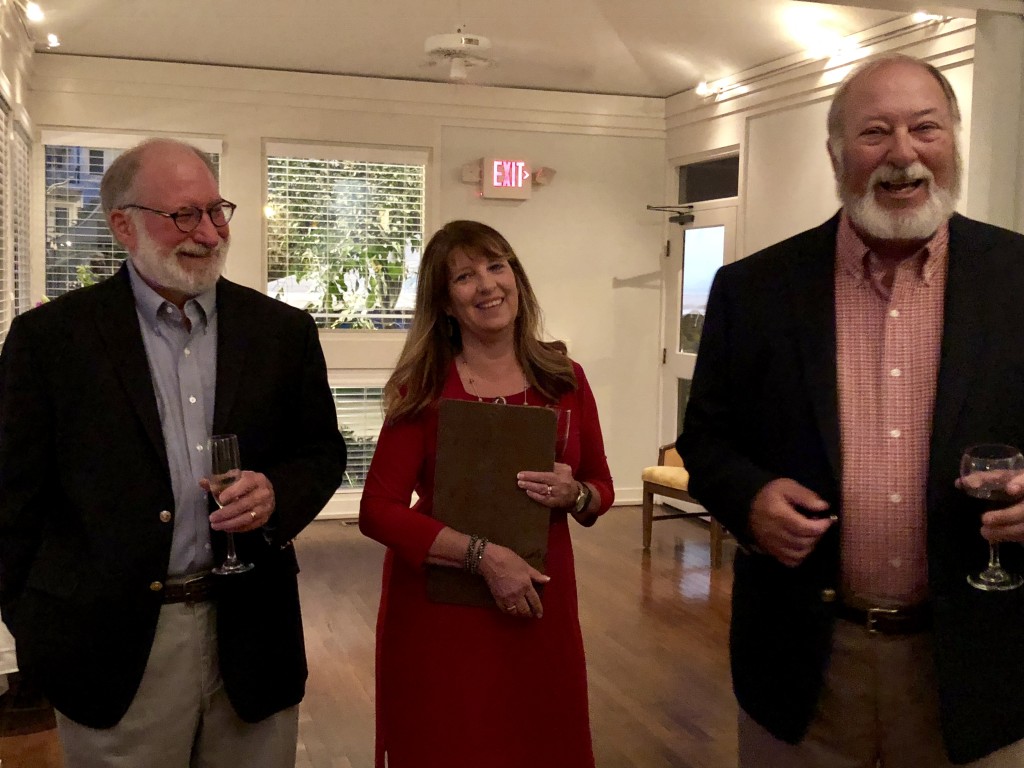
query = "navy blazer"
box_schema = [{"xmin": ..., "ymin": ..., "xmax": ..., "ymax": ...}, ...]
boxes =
[
  {"xmin": 679, "ymin": 212, "xmax": 1024, "ymax": 764},
  {"xmin": 0, "ymin": 264, "xmax": 347, "ymax": 728}
]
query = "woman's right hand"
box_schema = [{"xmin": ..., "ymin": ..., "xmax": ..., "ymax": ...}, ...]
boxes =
[{"xmin": 478, "ymin": 543, "xmax": 550, "ymax": 619}]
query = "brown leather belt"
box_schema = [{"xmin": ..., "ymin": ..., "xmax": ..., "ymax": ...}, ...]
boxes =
[
  {"xmin": 837, "ymin": 602, "xmax": 931, "ymax": 635},
  {"xmin": 163, "ymin": 574, "xmax": 215, "ymax": 604}
]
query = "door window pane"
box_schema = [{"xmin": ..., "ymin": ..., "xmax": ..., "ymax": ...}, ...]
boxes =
[{"xmin": 679, "ymin": 225, "xmax": 725, "ymax": 353}]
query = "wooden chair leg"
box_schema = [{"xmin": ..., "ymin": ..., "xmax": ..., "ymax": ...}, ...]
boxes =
[
  {"xmin": 642, "ymin": 486, "xmax": 654, "ymax": 550},
  {"xmin": 710, "ymin": 518, "xmax": 724, "ymax": 569}
]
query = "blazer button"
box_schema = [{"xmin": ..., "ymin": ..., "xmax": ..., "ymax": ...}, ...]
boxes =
[
  {"xmin": 820, "ymin": 588, "xmax": 837, "ymax": 603},
  {"xmin": 160, "ymin": 510, "xmax": 172, "ymax": 523},
  {"xmin": 149, "ymin": 581, "xmax": 163, "ymax": 592}
]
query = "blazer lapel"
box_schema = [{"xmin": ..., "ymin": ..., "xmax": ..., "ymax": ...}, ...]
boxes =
[
  {"xmin": 789, "ymin": 215, "xmax": 843, "ymax": 484},
  {"xmin": 93, "ymin": 263, "xmax": 169, "ymax": 468},
  {"xmin": 930, "ymin": 215, "xmax": 988, "ymax": 470},
  {"xmin": 212, "ymin": 279, "xmax": 253, "ymax": 435}
]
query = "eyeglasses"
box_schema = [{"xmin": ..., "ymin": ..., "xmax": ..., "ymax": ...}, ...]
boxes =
[{"xmin": 118, "ymin": 200, "xmax": 237, "ymax": 233}]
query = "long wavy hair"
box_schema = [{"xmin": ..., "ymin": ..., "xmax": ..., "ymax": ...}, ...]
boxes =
[{"xmin": 384, "ymin": 220, "xmax": 576, "ymax": 421}]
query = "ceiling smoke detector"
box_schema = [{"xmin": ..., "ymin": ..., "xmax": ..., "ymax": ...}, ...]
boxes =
[{"xmin": 424, "ymin": 29, "xmax": 493, "ymax": 81}]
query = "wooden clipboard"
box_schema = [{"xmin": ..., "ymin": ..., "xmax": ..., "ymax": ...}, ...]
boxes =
[{"xmin": 426, "ymin": 399, "xmax": 556, "ymax": 608}]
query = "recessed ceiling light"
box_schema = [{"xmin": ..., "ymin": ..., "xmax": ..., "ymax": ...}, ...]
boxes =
[
  {"xmin": 25, "ymin": 2, "xmax": 44, "ymax": 22},
  {"xmin": 46, "ymin": 33, "xmax": 60, "ymax": 48}
]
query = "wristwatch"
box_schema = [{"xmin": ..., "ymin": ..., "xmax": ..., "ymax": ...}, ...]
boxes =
[{"xmin": 572, "ymin": 482, "xmax": 593, "ymax": 513}]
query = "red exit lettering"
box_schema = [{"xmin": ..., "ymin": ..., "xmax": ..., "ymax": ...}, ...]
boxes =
[{"xmin": 492, "ymin": 160, "xmax": 530, "ymax": 188}]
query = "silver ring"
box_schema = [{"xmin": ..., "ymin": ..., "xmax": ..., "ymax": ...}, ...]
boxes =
[
  {"xmin": 250, "ymin": 510, "xmax": 257, "ymax": 521},
  {"xmin": 505, "ymin": 603, "xmax": 517, "ymax": 612},
  {"xmin": 546, "ymin": 485, "xmax": 552, "ymax": 496}
]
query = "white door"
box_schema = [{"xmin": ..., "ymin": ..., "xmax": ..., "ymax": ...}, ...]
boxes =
[{"xmin": 660, "ymin": 200, "xmax": 738, "ymax": 443}]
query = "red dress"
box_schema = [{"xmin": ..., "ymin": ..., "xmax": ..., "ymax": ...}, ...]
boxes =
[{"xmin": 359, "ymin": 361, "xmax": 614, "ymax": 768}]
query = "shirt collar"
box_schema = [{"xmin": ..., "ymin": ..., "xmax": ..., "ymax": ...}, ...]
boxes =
[
  {"xmin": 836, "ymin": 210, "xmax": 949, "ymax": 287},
  {"xmin": 126, "ymin": 257, "xmax": 217, "ymax": 329}
]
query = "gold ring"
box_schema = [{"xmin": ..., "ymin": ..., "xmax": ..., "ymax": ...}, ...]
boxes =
[{"xmin": 250, "ymin": 511, "xmax": 257, "ymax": 521}]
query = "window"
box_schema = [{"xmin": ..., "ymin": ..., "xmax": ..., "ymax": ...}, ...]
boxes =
[
  {"xmin": 679, "ymin": 156, "xmax": 740, "ymax": 204},
  {"xmin": 11, "ymin": 124, "xmax": 31, "ymax": 315},
  {"xmin": 265, "ymin": 145, "xmax": 427, "ymax": 330},
  {"xmin": 332, "ymin": 385, "xmax": 385, "ymax": 489},
  {"xmin": 43, "ymin": 137, "xmax": 221, "ymax": 300},
  {"xmin": 45, "ymin": 143, "xmax": 127, "ymax": 298},
  {"xmin": 88, "ymin": 148, "xmax": 105, "ymax": 175}
]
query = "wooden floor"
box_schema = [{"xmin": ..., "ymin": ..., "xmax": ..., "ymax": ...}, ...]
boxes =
[{"xmin": 0, "ymin": 506, "xmax": 738, "ymax": 768}]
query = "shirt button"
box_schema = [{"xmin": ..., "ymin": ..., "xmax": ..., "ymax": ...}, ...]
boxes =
[
  {"xmin": 196, "ymin": 444, "xmax": 204, "ymax": 452},
  {"xmin": 889, "ymin": 309, "xmax": 900, "ymax": 318},
  {"xmin": 189, "ymin": 396, "xmax": 197, "ymax": 404},
  {"xmin": 819, "ymin": 588, "xmax": 837, "ymax": 603},
  {"xmin": 184, "ymin": 348, "xmax": 191, "ymax": 356},
  {"xmin": 149, "ymin": 581, "xmax": 163, "ymax": 592},
  {"xmin": 890, "ymin": 429, "xmax": 901, "ymax": 438},
  {"xmin": 890, "ymin": 368, "xmax": 902, "ymax": 377},
  {"xmin": 205, "ymin": 543, "xmax": 212, "ymax": 550},
  {"xmin": 889, "ymin": 493, "xmax": 902, "ymax": 503},
  {"xmin": 159, "ymin": 510, "xmax": 172, "ymax": 523}
]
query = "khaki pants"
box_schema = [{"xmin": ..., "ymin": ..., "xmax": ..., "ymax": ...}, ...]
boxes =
[
  {"xmin": 55, "ymin": 600, "xmax": 298, "ymax": 768},
  {"xmin": 738, "ymin": 620, "xmax": 1024, "ymax": 768}
]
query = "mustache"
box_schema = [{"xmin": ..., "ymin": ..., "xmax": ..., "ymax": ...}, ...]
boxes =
[
  {"xmin": 870, "ymin": 162, "xmax": 933, "ymax": 185},
  {"xmin": 174, "ymin": 238, "xmax": 229, "ymax": 259}
]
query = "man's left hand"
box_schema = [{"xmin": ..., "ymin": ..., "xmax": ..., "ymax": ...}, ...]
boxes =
[
  {"xmin": 202, "ymin": 471, "xmax": 276, "ymax": 532},
  {"xmin": 976, "ymin": 473, "xmax": 1024, "ymax": 543}
]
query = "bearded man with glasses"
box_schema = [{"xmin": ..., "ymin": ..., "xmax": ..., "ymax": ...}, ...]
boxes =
[{"xmin": 0, "ymin": 138, "xmax": 347, "ymax": 767}]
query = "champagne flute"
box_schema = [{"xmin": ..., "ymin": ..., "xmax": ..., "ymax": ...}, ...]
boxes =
[
  {"xmin": 960, "ymin": 443, "xmax": 1024, "ymax": 591},
  {"xmin": 208, "ymin": 434, "xmax": 254, "ymax": 576}
]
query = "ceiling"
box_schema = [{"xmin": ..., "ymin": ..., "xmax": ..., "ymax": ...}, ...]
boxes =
[{"xmin": 26, "ymin": 0, "xmax": 906, "ymax": 98}]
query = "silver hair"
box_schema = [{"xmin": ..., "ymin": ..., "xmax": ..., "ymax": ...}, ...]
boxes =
[
  {"xmin": 826, "ymin": 53, "xmax": 962, "ymax": 155},
  {"xmin": 100, "ymin": 138, "xmax": 218, "ymax": 215}
]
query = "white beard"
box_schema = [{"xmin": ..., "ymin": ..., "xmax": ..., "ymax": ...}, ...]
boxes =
[
  {"xmin": 839, "ymin": 160, "xmax": 959, "ymax": 242},
  {"xmin": 130, "ymin": 219, "xmax": 229, "ymax": 298}
]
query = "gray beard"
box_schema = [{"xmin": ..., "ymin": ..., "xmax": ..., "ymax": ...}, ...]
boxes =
[
  {"xmin": 844, "ymin": 183, "xmax": 957, "ymax": 241},
  {"xmin": 835, "ymin": 156, "xmax": 960, "ymax": 242},
  {"xmin": 131, "ymin": 222, "xmax": 228, "ymax": 298}
]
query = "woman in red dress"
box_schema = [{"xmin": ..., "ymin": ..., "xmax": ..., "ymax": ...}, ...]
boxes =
[{"xmin": 359, "ymin": 220, "xmax": 614, "ymax": 768}]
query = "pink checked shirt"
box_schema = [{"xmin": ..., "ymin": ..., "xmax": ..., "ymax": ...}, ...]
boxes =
[{"xmin": 834, "ymin": 212, "xmax": 949, "ymax": 606}]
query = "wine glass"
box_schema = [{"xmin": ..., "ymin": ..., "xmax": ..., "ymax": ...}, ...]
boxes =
[
  {"xmin": 208, "ymin": 434, "xmax": 254, "ymax": 576},
  {"xmin": 960, "ymin": 443, "xmax": 1024, "ymax": 591}
]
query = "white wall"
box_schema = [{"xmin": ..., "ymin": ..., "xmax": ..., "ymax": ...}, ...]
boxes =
[
  {"xmin": 665, "ymin": 17, "xmax": 977, "ymax": 258},
  {"xmin": 27, "ymin": 54, "xmax": 667, "ymax": 508}
]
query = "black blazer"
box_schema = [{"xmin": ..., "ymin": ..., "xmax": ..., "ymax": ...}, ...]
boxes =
[
  {"xmin": 678, "ymin": 213, "xmax": 1024, "ymax": 764},
  {"xmin": 0, "ymin": 264, "xmax": 346, "ymax": 728}
]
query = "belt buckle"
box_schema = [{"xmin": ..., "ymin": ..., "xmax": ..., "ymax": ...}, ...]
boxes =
[
  {"xmin": 866, "ymin": 607, "xmax": 899, "ymax": 635},
  {"xmin": 180, "ymin": 574, "xmax": 207, "ymax": 604}
]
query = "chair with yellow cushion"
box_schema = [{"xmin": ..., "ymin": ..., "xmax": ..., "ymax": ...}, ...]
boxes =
[{"xmin": 641, "ymin": 443, "xmax": 727, "ymax": 568}]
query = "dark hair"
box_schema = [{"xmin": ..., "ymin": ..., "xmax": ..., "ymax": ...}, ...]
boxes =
[{"xmin": 384, "ymin": 220, "xmax": 575, "ymax": 421}]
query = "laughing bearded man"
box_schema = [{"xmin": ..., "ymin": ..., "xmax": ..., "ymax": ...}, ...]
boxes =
[{"xmin": 678, "ymin": 53, "xmax": 1024, "ymax": 767}]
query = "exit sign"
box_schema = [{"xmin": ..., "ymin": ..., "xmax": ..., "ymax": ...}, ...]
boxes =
[{"xmin": 482, "ymin": 157, "xmax": 532, "ymax": 199}]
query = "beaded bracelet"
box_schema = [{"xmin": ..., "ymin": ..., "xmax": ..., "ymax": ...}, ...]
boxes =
[
  {"xmin": 469, "ymin": 536, "xmax": 488, "ymax": 575},
  {"xmin": 464, "ymin": 534, "xmax": 480, "ymax": 572}
]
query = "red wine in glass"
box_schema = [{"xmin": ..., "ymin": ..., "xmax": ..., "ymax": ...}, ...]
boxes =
[{"xmin": 960, "ymin": 443, "xmax": 1024, "ymax": 591}]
